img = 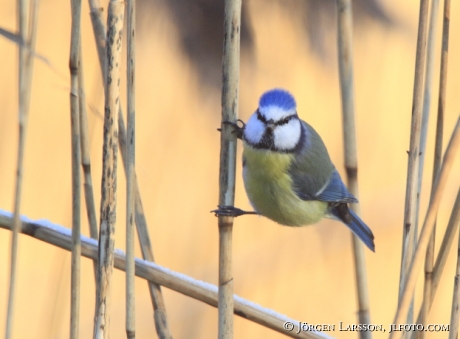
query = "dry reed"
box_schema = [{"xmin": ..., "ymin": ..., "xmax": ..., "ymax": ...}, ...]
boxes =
[
  {"xmin": 5, "ymin": 0, "xmax": 39, "ymax": 337},
  {"xmin": 335, "ymin": 1, "xmax": 371, "ymax": 337},
  {"xmin": 93, "ymin": 1, "xmax": 124, "ymax": 338},
  {"xmin": 78, "ymin": 49, "xmax": 99, "ymax": 279},
  {"xmin": 217, "ymin": 0, "xmax": 242, "ymax": 337},
  {"xmin": 391, "ymin": 117, "xmax": 460, "ymax": 339},
  {"xmin": 411, "ymin": 189, "xmax": 460, "ymax": 339},
  {"xmin": 88, "ymin": 0, "xmax": 106, "ymax": 79},
  {"xmin": 398, "ymin": 0, "xmax": 430, "ymax": 327},
  {"xmin": 69, "ymin": 0, "xmax": 82, "ymax": 337},
  {"xmin": 0, "ymin": 213, "xmax": 334, "ymax": 339},
  {"xmin": 118, "ymin": 117, "xmax": 173, "ymax": 338},
  {"xmin": 410, "ymin": 0, "xmax": 451, "ymax": 335},
  {"xmin": 126, "ymin": 0, "xmax": 136, "ymax": 337},
  {"xmin": 448, "ymin": 191, "xmax": 460, "ymax": 339},
  {"xmin": 86, "ymin": 0, "xmax": 173, "ymax": 336},
  {"xmin": 418, "ymin": 0, "xmax": 441, "ymax": 334}
]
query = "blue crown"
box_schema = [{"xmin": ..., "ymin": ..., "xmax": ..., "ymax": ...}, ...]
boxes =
[{"xmin": 259, "ymin": 89, "xmax": 296, "ymax": 111}]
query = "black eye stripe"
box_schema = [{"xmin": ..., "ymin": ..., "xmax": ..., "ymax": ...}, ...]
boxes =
[
  {"xmin": 256, "ymin": 109, "xmax": 267, "ymax": 123},
  {"xmin": 276, "ymin": 115, "xmax": 296, "ymax": 126},
  {"xmin": 256, "ymin": 109, "xmax": 297, "ymax": 126}
]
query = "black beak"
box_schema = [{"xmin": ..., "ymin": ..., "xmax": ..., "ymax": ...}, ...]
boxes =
[{"xmin": 266, "ymin": 119, "xmax": 275, "ymax": 130}]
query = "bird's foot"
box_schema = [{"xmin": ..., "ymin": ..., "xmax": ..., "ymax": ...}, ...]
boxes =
[
  {"xmin": 211, "ymin": 205, "xmax": 257, "ymax": 217},
  {"xmin": 217, "ymin": 120, "xmax": 245, "ymax": 140}
]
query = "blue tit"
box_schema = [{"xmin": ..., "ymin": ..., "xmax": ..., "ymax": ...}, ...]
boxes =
[{"xmin": 215, "ymin": 88, "xmax": 375, "ymax": 252}]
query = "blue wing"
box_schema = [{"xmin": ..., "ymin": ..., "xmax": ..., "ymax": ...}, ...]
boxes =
[{"xmin": 315, "ymin": 170, "xmax": 357, "ymax": 203}]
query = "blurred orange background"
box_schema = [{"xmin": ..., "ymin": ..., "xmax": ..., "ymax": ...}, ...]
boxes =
[{"xmin": 0, "ymin": 0, "xmax": 460, "ymax": 338}]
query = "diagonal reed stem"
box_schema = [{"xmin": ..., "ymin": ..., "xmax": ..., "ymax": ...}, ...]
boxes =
[
  {"xmin": 391, "ymin": 117, "xmax": 460, "ymax": 339},
  {"xmin": 89, "ymin": 0, "xmax": 106, "ymax": 80},
  {"xmin": 336, "ymin": 1, "xmax": 371, "ymax": 338},
  {"xmin": 0, "ymin": 213, "xmax": 335, "ymax": 339},
  {"xmin": 218, "ymin": 0, "xmax": 242, "ymax": 337},
  {"xmin": 411, "ymin": 188, "xmax": 460, "ymax": 339},
  {"xmin": 5, "ymin": 0, "xmax": 39, "ymax": 337},
  {"xmin": 87, "ymin": 1, "xmax": 173, "ymax": 337},
  {"xmin": 69, "ymin": 0, "xmax": 82, "ymax": 337},
  {"xmin": 126, "ymin": 0, "xmax": 136, "ymax": 337},
  {"xmin": 93, "ymin": 1, "xmax": 124, "ymax": 338}
]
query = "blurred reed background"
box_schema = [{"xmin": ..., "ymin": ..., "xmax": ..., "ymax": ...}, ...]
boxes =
[{"xmin": 0, "ymin": 0, "xmax": 460, "ymax": 338}]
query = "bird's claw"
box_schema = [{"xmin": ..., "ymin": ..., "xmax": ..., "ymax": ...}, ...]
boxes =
[
  {"xmin": 211, "ymin": 205, "xmax": 257, "ymax": 217},
  {"xmin": 217, "ymin": 120, "xmax": 245, "ymax": 140}
]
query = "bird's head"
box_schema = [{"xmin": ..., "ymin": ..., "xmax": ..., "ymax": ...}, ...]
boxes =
[{"xmin": 243, "ymin": 89, "xmax": 302, "ymax": 152}]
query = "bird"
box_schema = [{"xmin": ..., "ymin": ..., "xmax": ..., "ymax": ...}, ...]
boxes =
[{"xmin": 214, "ymin": 88, "xmax": 375, "ymax": 251}]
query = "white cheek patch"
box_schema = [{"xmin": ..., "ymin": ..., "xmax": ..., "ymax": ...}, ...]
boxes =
[
  {"xmin": 259, "ymin": 105, "xmax": 296, "ymax": 122},
  {"xmin": 243, "ymin": 113, "xmax": 265, "ymax": 145},
  {"xmin": 273, "ymin": 119, "xmax": 301, "ymax": 150}
]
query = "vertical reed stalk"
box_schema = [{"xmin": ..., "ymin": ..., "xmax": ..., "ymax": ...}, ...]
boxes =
[
  {"xmin": 436, "ymin": 0, "xmax": 450, "ymax": 152},
  {"xmin": 126, "ymin": 0, "xmax": 136, "ymax": 337},
  {"xmin": 86, "ymin": 1, "xmax": 173, "ymax": 336},
  {"xmin": 448, "ymin": 191, "xmax": 460, "ymax": 339},
  {"xmin": 78, "ymin": 48, "xmax": 99, "ymax": 279},
  {"xmin": 69, "ymin": 0, "xmax": 82, "ymax": 337},
  {"xmin": 93, "ymin": 1, "xmax": 124, "ymax": 338},
  {"xmin": 336, "ymin": 1, "xmax": 371, "ymax": 337},
  {"xmin": 391, "ymin": 117, "xmax": 460, "ymax": 339},
  {"xmin": 118, "ymin": 114, "xmax": 173, "ymax": 339},
  {"xmin": 399, "ymin": 0, "xmax": 430, "ymax": 327},
  {"xmin": 218, "ymin": 0, "xmax": 242, "ymax": 338},
  {"xmin": 419, "ymin": 0, "xmax": 440, "ymax": 334},
  {"xmin": 428, "ymin": 0, "xmax": 450, "ymax": 308},
  {"xmin": 5, "ymin": 0, "xmax": 38, "ymax": 337},
  {"xmin": 411, "ymin": 0, "xmax": 450, "ymax": 335}
]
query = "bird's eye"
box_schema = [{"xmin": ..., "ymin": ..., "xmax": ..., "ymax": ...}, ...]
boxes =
[{"xmin": 276, "ymin": 114, "xmax": 296, "ymax": 126}]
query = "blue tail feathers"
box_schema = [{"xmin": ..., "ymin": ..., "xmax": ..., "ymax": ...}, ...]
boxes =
[
  {"xmin": 347, "ymin": 209, "xmax": 375, "ymax": 252},
  {"xmin": 328, "ymin": 206, "xmax": 375, "ymax": 252}
]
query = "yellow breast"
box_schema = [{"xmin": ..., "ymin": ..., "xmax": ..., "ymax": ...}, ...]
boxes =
[{"xmin": 242, "ymin": 143, "xmax": 327, "ymax": 226}]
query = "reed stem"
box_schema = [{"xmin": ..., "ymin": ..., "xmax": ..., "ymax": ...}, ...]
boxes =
[
  {"xmin": 218, "ymin": 0, "xmax": 242, "ymax": 337},
  {"xmin": 85, "ymin": 1, "xmax": 173, "ymax": 336},
  {"xmin": 93, "ymin": 1, "xmax": 124, "ymax": 338},
  {"xmin": 0, "ymin": 213, "xmax": 335, "ymax": 339},
  {"xmin": 448, "ymin": 188, "xmax": 460, "ymax": 339},
  {"xmin": 399, "ymin": 0, "xmax": 430, "ymax": 326},
  {"xmin": 126, "ymin": 0, "xmax": 136, "ymax": 336},
  {"xmin": 419, "ymin": 0, "xmax": 441, "ymax": 334},
  {"xmin": 336, "ymin": 1, "xmax": 371, "ymax": 337},
  {"xmin": 391, "ymin": 117, "xmax": 460, "ymax": 339},
  {"xmin": 5, "ymin": 0, "xmax": 39, "ymax": 337},
  {"xmin": 78, "ymin": 47, "xmax": 99, "ymax": 279},
  {"xmin": 69, "ymin": 0, "xmax": 82, "ymax": 337}
]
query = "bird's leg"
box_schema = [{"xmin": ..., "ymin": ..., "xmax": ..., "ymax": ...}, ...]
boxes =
[
  {"xmin": 211, "ymin": 205, "xmax": 257, "ymax": 217},
  {"xmin": 217, "ymin": 120, "xmax": 245, "ymax": 140}
]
